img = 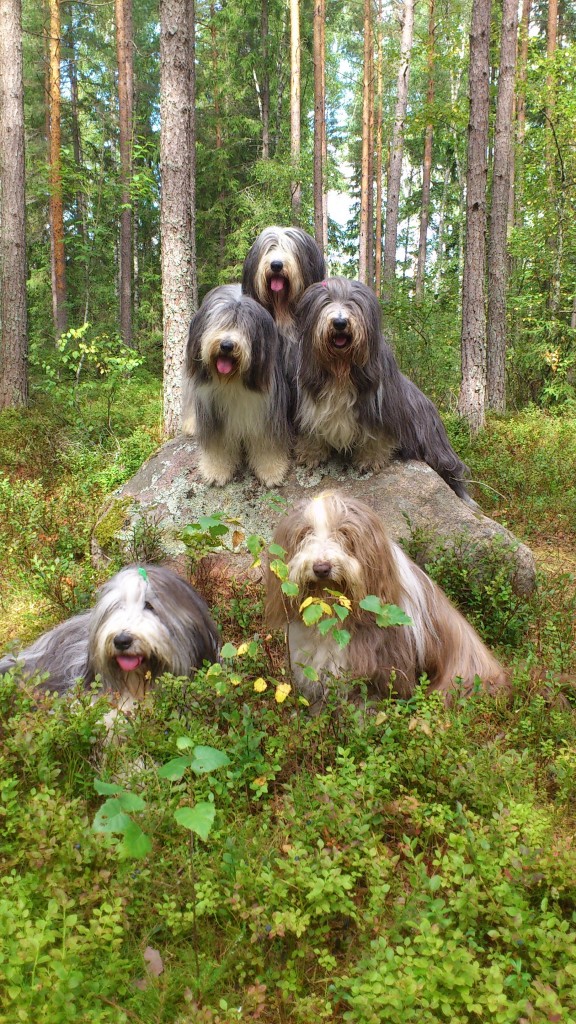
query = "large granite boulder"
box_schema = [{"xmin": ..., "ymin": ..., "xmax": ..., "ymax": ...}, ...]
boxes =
[{"xmin": 92, "ymin": 436, "xmax": 536, "ymax": 596}]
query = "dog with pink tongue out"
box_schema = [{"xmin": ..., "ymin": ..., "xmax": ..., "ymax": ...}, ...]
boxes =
[{"xmin": 182, "ymin": 284, "xmax": 291, "ymax": 488}]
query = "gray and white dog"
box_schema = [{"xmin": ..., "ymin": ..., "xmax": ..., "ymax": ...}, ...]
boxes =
[
  {"xmin": 0, "ymin": 565, "xmax": 220, "ymax": 708},
  {"xmin": 182, "ymin": 285, "xmax": 291, "ymax": 487},
  {"xmin": 294, "ymin": 276, "xmax": 471, "ymax": 500}
]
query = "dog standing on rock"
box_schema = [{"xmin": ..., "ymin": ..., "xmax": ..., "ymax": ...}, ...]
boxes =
[
  {"xmin": 182, "ymin": 285, "xmax": 292, "ymax": 487},
  {"xmin": 294, "ymin": 277, "xmax": 471, "ymax": 501}
]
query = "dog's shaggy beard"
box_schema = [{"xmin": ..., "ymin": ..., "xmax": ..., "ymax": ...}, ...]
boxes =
[{"xmin": 242, "ymin": 227, "xmax": 326, "ymax": 337}]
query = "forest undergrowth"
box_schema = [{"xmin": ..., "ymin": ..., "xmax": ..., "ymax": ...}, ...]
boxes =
[{"xmin": 1, "ymin": 374, "xmax": 576, "ymax": 1024}]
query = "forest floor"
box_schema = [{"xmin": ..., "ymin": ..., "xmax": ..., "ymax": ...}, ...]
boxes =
[{"xmin": 1, "ymin": 376, "xmax": 576, "ymax": 1023}]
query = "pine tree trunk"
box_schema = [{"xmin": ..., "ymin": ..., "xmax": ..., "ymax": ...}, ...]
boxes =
[
  {"xmin": 188, "ymin": 0, "xmax": 198, "ymax": 310},
  {"xmin": 115, "ymin": 0, "xmax": 133, "ymax": 347},
  {"xmin": 261, "ymin": 0, "xmax": 270, "ymax": 159},
  {"xmin": 290, "ymin": 0, "xmax": 302, "ymax": 222},
  {"xmin": 513, "ymin": 0, "xmax": 531, "ymax": 226},
  {"xmin": 458, "ymin": 0, "xmax": 491, "ymax": 433},
  {"xmin": 160, "ymin": 0, "xmax": 193, "ymax": 437},
  {"xmin": 313, "ymin": 0, "xmax": 326, "ymax": 251},
  {"xmin": 374, "ymin": 0, "xmax": 384, "ymax": 296},
  {"xmin": 486, "ymin": 0, "xmax": 518, "ymax": 412},
  {"xmin": 415, "ymin": 0, "xmax": 435, "ymax": 301},
  {"xmin": 359, "ymin": 0, "xmax": 373, "ymax": 285},
  {"xmin": 382, "ymin": 0, "xmax": 415, "ymax": 286},
  {"xmin": 47, "ymin": 0, "xmax": 68, "ymax": 339},
  {"xmin": 0, "ymin": 0, "xmax": 28, "ymax": 408},
  {"xmin": 546, "ymin": 0, "xmax": 559, "ymax": 312}
]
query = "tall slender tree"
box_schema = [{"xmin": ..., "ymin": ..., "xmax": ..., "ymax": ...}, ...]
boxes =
[
  {"xmin": 0, "ymin": 0, "xmax": 28, "ymax": 408},
  {"xmin": 47, "ymin": 0, "xmax": 68, "ymax": 338},
  {"xmin": 160, "ymin": 0, "xmax": 193, "ymax": 436},
  {"xmin": 382, "ymin": 0, "xmax": 415, "ymax": 285},
  {"xmin": 458, "ymin": 0, "xmax": 492, "ymax": 432},
  {"xmin": 290, "ymin": 0, "xmax": 302, "ymax": 222},
  {"xmin": 513, "ymin": 0, "xmax": 531, "ymax": 226},
  {"xmin": 486, "ymin": 0, "xmax": 519, "ymax": 411},
  {"xmin": 313, "ymin": 0, "xmax": 326, "ymax": 250},
  {"xmin": 415, "ymin": 0, "xmax": 435, "ymax": 300},
  {"xmin": 188, "ymin": 0, "xmax": 198, "ymax": 311},
  {"xmin": 359, "ymin": 0, "xmax": 374, "ymax": 286},
  {"xmin": 115, "ymin": 0, "xmax": 134, "ymax": 347},
  {"xmin": 374, "ymin": 0, "xmax": 384, "ymax": 296}
]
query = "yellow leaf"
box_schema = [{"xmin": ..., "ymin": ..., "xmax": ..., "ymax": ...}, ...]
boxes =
[
  {"xmin": 299, "ymin": 597, "xmax": 314, "ymax": 610},
  {"xmin": 337, "ymin": 595, "xmax": 352, "ymax": 610},
  {"xmin": 253, "ymin": 776, "xmax": 267, "ymax": 787},
  {"xmin": 319, "ymin": 601, "xmax": 332, "ymax": 616},
  {"xmin": 229, "ymin": 674, "xmax": 242, "ymax": 687},
  {"xmin": 236, "ymin": 643, "xmax": 249, "ymax": 656},
  {"xmin": 253, "ymin": 678, "xmax": 267, "ymax": 692},
  {"xmin": 275, "ymin": 682, "xmax": 292, "ymax": 704}
]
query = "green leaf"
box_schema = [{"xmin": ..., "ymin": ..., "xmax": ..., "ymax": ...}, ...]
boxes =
[
  {"xmin": 302, "ymin": 603, "xmax": 324, "ymax": 625},
  {"xmin": 359, "ymin": 595, "xmax": 385, "ymax": 614},
  {"xmin": 175, "ymin": 802, "xmax": 216, "ymax": 841},
  {"xmin": 120, "ymin": 819, "xmax": 152, "ymax": 859},
  {"xmin": 158, "ymin": 756, "xmax": 192, "ymax": 780},
  {"xmin": 270, "ymin": 558, "xmax": 289, "ymax": 581},
  {"xmin": 333, "ymin": 603, "xmax": 350, "ymax": 621},
  {"xmin": 302, "ymin": 666, "xmax": 319, "ymax": 681},
  {"xmin": 281, "ymin": 580, "xmax": 299, "ymax": 596},
  {"xmin": 117, "ymin": 792, "xmax": 146, "ymax": 813},
  {"xmin": 93, "ymin": 801, "xmax": 132, "ymax": 834},
  {"xmin": 268, "ymin": 542, "xmax": 287, "ymax": 558},
  {"xmin": 94, "ymin": 779, "xmax": 124, "ymax": 796},
  {"xmin": 220, "ymin": 642, "xmax": 237, "ymax": 659},
  {"xmin": 317, "ymin": 616, "xmax": 338, "ymax": 635},
  {"xmin": 333, "ymin": 629, "xmax": 351, "ymax": 649},
  {"xmin": 246, "ymin": 534, "xmax": 265, "ymax": 557},
  {"xmin": 189, "ymin": 746, "xmax": 231, "ymax": 775},
  {"xmin": 176, "ymin": 735, "xmax": 195, "ymax": 750}
]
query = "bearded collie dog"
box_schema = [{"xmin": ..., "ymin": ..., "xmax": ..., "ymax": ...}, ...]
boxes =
[
  {"xmin": 241, "ymin": 226, "xmax": 326, "ymax": 351},
  {"xmin": 293, "ymin": 276, "xmax": 471, "ymax": 501},
  {"xmin": 0, "ymin": 565, "xmax": 220, "ymax": 710},
  {"xmin": 181, "ymin": 285, "xmax": 291, "ymax": 487},
  {"xmin": 266, "ymin": 492, "xmax": 508, "ymax": 710}
]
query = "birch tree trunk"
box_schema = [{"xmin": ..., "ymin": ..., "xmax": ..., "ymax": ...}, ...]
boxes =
[
  {"xmin": 290, "ymin": 0, "xmax": 302, "ymax": 222},
  {"xmin": 486, "ymin": 0, "xmax": 518, "ymax": 412},
  {"xmin": 261, "ymin": 0, "xmax": 270, "ymax": 159},
  {"xmin": 160, "ymin": 0, "xmax": 193, "ymax": 436},
  {"xmin": 188, "ymin": 0, "xmax": 198, "ymax": 310},
  {"xmin": 458, "ymin": 0, "xmax": 491, "ymax": 432},
  {"xmin": 382, "ymin": 0, "xmax": 415, "ymax": 286},
  {"xmin": 115, "ymin": 0, "xmax": 134, "ymax": 347},
  {"xmin": 0, "ymin": 0, "xmax": 28, "ymax": 408},
  {"xmin": 513, "ymin": 0, "xmax": 531, "ymax": 226}
]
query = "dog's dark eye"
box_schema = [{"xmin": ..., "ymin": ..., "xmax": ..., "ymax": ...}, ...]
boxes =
[{"xmin": 144, "ymin": 601, "xmax": 154, "ymax": 612}]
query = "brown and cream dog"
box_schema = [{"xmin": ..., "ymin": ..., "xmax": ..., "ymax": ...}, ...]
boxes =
[{"xmin": 266, "ymin": 492, "xmax": 508, "ymax": 710}]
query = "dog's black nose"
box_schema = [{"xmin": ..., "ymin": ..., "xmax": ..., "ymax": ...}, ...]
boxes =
[
  {"xmin": 113, "ymin": 632, "xmax": 134, "ymax": 651},
  {"xmin": 219, "ymin": 338, "xmax": 235, "ymax": 353},
  {"xmin": 313, "ymin": 561, "xmax": 332, "ymax": 579},
  {"xmin": 270, "ymin": 260, "xmax": 283, "ymax": 273},
  {"xmin": 332, "ymin": 316, "xmax": 348, "ymax": 331}
]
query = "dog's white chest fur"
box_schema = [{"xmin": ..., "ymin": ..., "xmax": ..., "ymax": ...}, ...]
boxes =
[
  {"xmin": 197, "ymin": 378, "xmax": 268, "ymax": 440},
  {"xmin": 287, "ymin": 620, "xmax": 349, "ymax": 709},
  {"xmin": 298, "ymin": 383, "xmax": 367, "ymax": 451}
]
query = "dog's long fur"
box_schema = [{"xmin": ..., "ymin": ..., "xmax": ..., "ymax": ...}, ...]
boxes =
[
  {"xmin": 182, "ymin": 285, "xmax": 291, "ymax": 486},
  {"xmin": 0, "ymin": 565, "xmax": 220, "ymax": 706},
  {"xmin": 294, "ymin": 277, "xmax": 470, "ymax": 500},
  {"xmin": 241, "ymin": 227, "xmax": 326, "ymax": 354},
  {"xmin": 266, "ymin": 492, "xmax": 508, "ymax": 709}
]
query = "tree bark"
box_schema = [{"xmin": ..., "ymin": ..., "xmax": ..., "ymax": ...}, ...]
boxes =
[
  {"xmin": 458, "ymin": 0, "xmax": 491, "ymax": 432},
  {"xmin": 261, "ymin": 0, "xmax": 270, "ymax": 159},
  {"xmin": 415, "ymin": 0, "xmax": 435, "ymax": 301},
  {"xmin": 0, "ymin": 0, "xmax": 28, "ymax": 408},
  {"xmin": 115, "ymin": 0, "xmax": 134, "ymax": 347},
  {"xmin": 47, "ymin": 0, "xmax": 68, "ymax": 339},
  {"xmin": 188, "ymin": 0, "xmax": 198, "ymax": 311},
  {"xmin": 359, "ymin": 0, "xmax": 374, "ymax": 285},
  {"xmin": 160, "ymin": 0, "xmax": 193, "ymax": 437},
  {"xmin": 382, "ymin": 0, "xmax": 415, "ymax": 286},
  {"xmin": 313, "ymin": 0, "xmax": 326, "ymax": 252},
  {"xmin": 290, "ymin": 0, "xmax": 302, "ymax": 222},
  {"xmin": 513, "ymin": 0, "xmax": 531, "ymax": 226},
  {"xmin": 546, "ymin": 0, "xmax": 559, "ymax": 312},
  {"xmin": 374, "ymin": 0, "xmax": 384, "ymax": 296},
  {"xmin": 486, "ymin": 0, "xmax": 518, "ymax": 412}
]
